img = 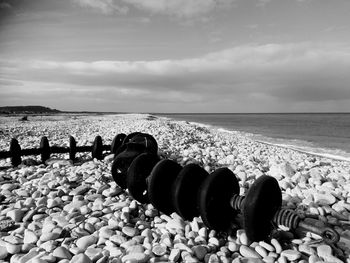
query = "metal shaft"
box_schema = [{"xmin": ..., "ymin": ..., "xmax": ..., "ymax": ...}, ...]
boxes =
[
  {"xmin": 230, "ymin": 194, "xmax": 340, "ymax": 244},
  {"xmin": 295, "ymin": 217, "xmax": 340, "ymax": 244},
  {"xmin": 0, "ymin": 143, "xmax": 112, "ymax": 157},
  {"xmin": 0, "ymin": 136, "xmax": 114, "ymax": 167}
]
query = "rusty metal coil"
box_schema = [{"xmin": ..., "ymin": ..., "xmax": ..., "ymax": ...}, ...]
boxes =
[
  {"xmin": 273, "ymin": 208, "xmax": 300, "ymax": 230},
  {"xmin": 230, "ymin": 194, "xmax": 245, "ymax": 211}
]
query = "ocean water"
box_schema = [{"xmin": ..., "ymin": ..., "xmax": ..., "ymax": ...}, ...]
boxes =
[{"xmin": 156, "ymin": 113, "xmax": 350, "ymax": 161}]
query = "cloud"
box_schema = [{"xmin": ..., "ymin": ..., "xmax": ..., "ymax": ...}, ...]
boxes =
[
  {"xmin": 2, "ymin": 42, "xmax": 350, "ymax": 112},
  {"xmin": 256, "ymin": 0, "xmax": 271, "ymax": 7},
  {"xmin": 121, "ymin": 0, "xmax": 234, "ymax": 17},
  {"xmin": 72, "ymin": 0, "xmax": 235, "ymax": 17},
  {"xmin": 0, "ymin": 2, "xmax": 11, "ymax": 9},
  {"xmin": 72, "ymin": 0, "xmax": 128, "ymax": 15}
]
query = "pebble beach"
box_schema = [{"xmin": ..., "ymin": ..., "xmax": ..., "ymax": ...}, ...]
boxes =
[{"xmin": 0, "ymin": 113, "xmax": 349, "ymax": 263}]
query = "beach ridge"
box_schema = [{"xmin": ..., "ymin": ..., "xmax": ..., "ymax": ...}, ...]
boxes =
[{"xmin": 0, "ymin": 113, "xmax": 349, "ymax": 262}]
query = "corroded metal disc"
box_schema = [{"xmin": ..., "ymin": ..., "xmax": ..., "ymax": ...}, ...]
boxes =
[
  {"xmin": 111, "ymin": 133, "xmax": 158, "ymax": 190},
  {"xmin": 172, "ymin": 163, "xmax": 209, "ymax": 220},
  {"xmin": 115, "ymin": 132, "xmax": 142, "ymax": 155},
  {"xmin": 198, "ymin": 168, "xmax": 239, "ymax": 232},
  {"xmin": 147, "ymin": 159, "xmax": 182, "ymax": 215},
  {"xmin": 111, "ymin": 133, "xmax": 126, "ymax": 154},
  {"xmin": 243, "ymin": 175, "xmax": 282, "ymax": 242},
  {"xmin": 123, "ymin": 132, "xmax": 142, "ymax": 145},
  {"xmin": 129, "ymin": 133, "xmax": 158, "ymax": 155},
  {"xmin": 111, "ymin": 143, "xmax": 145, "ymax": 189},
  {"xmin": 127, "ymin": 153, "xmax": 160, "ymax": 203}
]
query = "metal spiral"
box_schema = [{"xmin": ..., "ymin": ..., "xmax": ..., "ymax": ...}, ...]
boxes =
[
  {"xmin": 273, "ymin": 209, "xmax": 300, "ymax": 230},
  {"xmin": 230, "ymin": 194, "xmax": 245, "ymax": 210}
]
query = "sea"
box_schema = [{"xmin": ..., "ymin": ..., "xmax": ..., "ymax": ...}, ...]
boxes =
[{"xmin": 155, "ymin": 113, "xmax": 350, "ymax": 162}]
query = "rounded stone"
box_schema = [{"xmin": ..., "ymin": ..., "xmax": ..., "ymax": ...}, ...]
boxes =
[
  {"xmin": 280, "ymin": 250, "xmax": 301, "ymax": 261},
  {"xmin": 18, "ymin": 250, "xmax": 40, "ymax": 263},
  {"xmin": 122, "ymin": 226, "xmax": 139, "ymax": 237},
  {"xmin": 53, "ymin": 246, "xmax": 72, "ymax": 260},
  {"xmin": 40, "ymin": 232, "xmax": 60, "ymax": 242},
  {"xmin": 152, "ymin": 244, "xmax": 167, "ymax": 256},
  {"xmin": 169, "ymin": 248, "xmax": 181, "ymax": 262},
  {"xmin": 255, "ymin": 245, "xmax": 268, "ymax": 258},
  {"xmin": 23, "ymin": 229, "xmax": 38, "ymax": 244},
  {"xmin": 121, "ymin": 252, "xmax": 149, "ymax": 263},
  {"xmin": 85, "ymin": 247, "xmax": 103, "ymax": 261},
  {"xmin": 270, "ymin": 239, "xmax": 282, "ymax": 254},
  {"xmin": 239, "ymin": 231, "xmax": 249, "ymax": 246},
  {"xmin": 228, "ymin": 242, "xmax": 239, "ymax": 252},
  {"xmin": 258, "ymin": 241, "xmax": 274, "ymax": 252},
  {"xmin": 6, "ymin": 209, "xmax": 24, "ymax": 222},
  {"xmin": 0, "ymin": 246, "xmax": 8, "ymax": 260},
  {"xmin": 239, "ymin": 245, "xmax": 261, "ymax": 258},
  {"xmin": 192, "ymin": 245, "xmax": 207, "ymax": 260},
  {"xmin": 99, "ymin": 227, "xmax": 114, "ymax": 239},
  {"xmin": 5, "ymin": 242, "xmax": 21, "ymax": 254},
  {"xmin": 313, "ymin": 193, "xmax": 336, "ymax": 205},
  {"xmin": 70, "ymin": 253, "xmax": 92, "ymax": 263},
  {"xmin": 76, "ymin": 235, "xmax": 98, "ymax": 250}
]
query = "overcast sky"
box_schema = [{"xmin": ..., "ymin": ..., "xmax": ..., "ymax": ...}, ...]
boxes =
[{"xmin": 1, "ymin": 0, "xmax": 350, "ymax": 112}]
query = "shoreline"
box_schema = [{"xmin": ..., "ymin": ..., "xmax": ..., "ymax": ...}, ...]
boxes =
[
  {"xmin": 0, "ymin": 113, "xmax": 349, "ymax": 262},
  {"xmin": 156, "ymin": 113, "xmax": 350, "ymax": 163},
  {"xmin": 3, "ymin": 111, "xmax": 350, "ymax": 163},
  {"xmin": 160, "ymin": 116, "xmax": 350, "ymax": 164},
  {"xmin": 255, "ymin": 140, "xmax": 350, "ymax": 163}
]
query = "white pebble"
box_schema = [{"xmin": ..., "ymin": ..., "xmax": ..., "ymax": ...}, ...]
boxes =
[
  {"xmin": 76, "ymin": 235, "xmax": 98, "ymax": 250},
  {"xmin": 255, "ymin": 245, "xmax": 268, "ymax": 258},
  {"xmin": 228, "ymin": 242, "xmax": 239, "ymax": 252},
  {"xmin": 53, "ymin": 246, "xmax": 72, "ymax": 260},
  {"xmin": 23, "ymin": 230, "xmax": 38, "ymax": 244},
  {"xmin": 5, "ymin": 242, "xmax": 21, "ymax": 254},
  {"xmin": 121, "ymin": 252, "xmax": 149, "ymax": 263},
  {"xmin": 0, "ymin": 246, "xmax": 8, "ymax": 260},
  {"xmin": 313, "ymin": 193, "xmax": 336, "ymax": 205},
  {"xmin": 316, "ymin": 244, "xmax": 332, "ymax": 259},
  {"xmin": 70, "ymin": 253, "xmax": 93, "ymax": 263},
  {"xmin": 192, "ymin": 245, "xmax": 207, "ymax": 260},
  {"xmin": 152, "ymin": 243, "xmax": 167, "ymax": 256},
  {"xmin": 40, "ymin": 232, "xmax": 60, "ymax": 242},
  {"xmin": 6, "ymin": 209, "xmax": 24, "ymax": 222},
  {"xmin": 258, "ymin": 241, "xmax": 274, "ymax": 252},
  {"xmin": 169, "ymin": 248, "xmax": 181, "ymax": 262},
  {"xmin": 122, "ymin": 226, "xmax": 139, "ymax": 237},
  {"xmin": 280, "ymin": 250, "xmax": 301, "ymax": 261},
  {"xmin": 239, "ymin": 245, "xmax": 261, "ymax": 258},
  {"xmin": 270, "ymin": 239, "xmax": 282, "ymax": 254}
]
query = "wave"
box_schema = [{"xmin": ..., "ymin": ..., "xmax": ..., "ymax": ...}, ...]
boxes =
[{"xmin": 256, "ymin": 140, "xmax": 350, "ymax": 162}]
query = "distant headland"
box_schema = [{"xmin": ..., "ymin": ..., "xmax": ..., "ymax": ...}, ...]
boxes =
[
  {"xmin": 0, "ymin": 106, "xmax": 61, "ymax": 115},
  {"xmin": 0, "ymin": 106, "xmax": 126, "ymax": 115}
]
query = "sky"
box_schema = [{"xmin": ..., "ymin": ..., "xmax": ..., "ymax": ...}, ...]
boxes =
[{"xmin": 1, "ymin": 0, "xmax": 350, "ymax": 113}]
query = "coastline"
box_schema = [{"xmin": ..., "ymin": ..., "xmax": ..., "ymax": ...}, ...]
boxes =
[
  {"xmin": 255, "ymin": 140, "xmax": 350, "ymax": 163},
  {"xmin": 156, "ymin": 113, "xmax": 350, "ymax": 163},
  {"xmin": 159, "ymin": 115, "xmax": 350, "ymax": 164},
  {"xmin": 0, "ymin": 113, "xmax": 349, "ymax": 262}
]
